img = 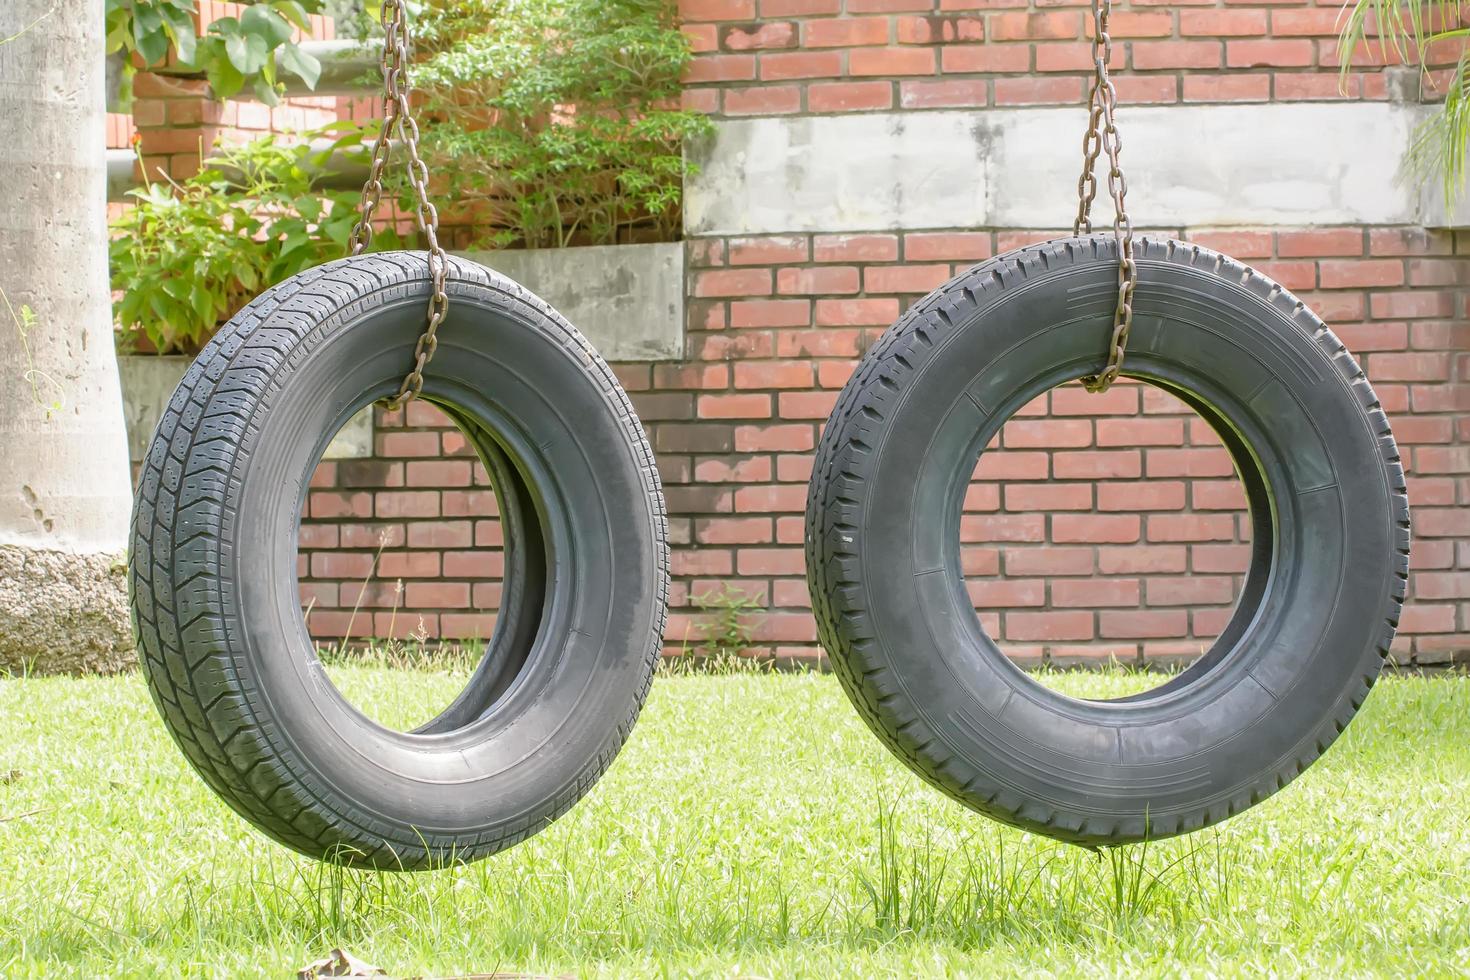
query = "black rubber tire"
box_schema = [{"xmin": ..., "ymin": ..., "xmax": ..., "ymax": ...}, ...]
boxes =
[
  {"xmin": 129, "ymin": 252, "xmax": 669, "ymax": 869},
  {"xmin": 806, "ymin": 235, "xmax": 1410, "ymax": 846}
]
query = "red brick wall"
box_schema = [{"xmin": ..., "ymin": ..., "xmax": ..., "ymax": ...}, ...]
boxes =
[
  {"xmin": 301, "ymin": 400, "xmax": 506, "ymax": 645},
  {"xmin": 105, "ymin": 113, "xmax": 137, "ymax": 150},
  {"xmin": 965, "ymin": 381, "xmax": 1248, "ymax": 667},
  {"xmin": 291, "ymin": 223, "xmax": 1469, "ymax": 667},
  {"xmin": 641, "ymin": 0, "xmax": 1467, "ymax": 667},
  {"xmin": 114, "ymin": 1, "xmax": 1470, "ymax": 666},
  {"xmin": 638, "ymin": 226, "xmax": 1470, "ymax": 666},
  {"xmin": 675, "ymin": 0, "xmax": 1423, "ymax": 115}
]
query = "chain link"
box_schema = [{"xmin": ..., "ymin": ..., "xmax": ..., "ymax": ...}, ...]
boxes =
[
  {"xmin": 1072, "ymin": 0, "xmax": 1136, "ymax": 394},
  {"xmin": 349, "ymin": 0, "xmax": 448, "ymax": 411}
]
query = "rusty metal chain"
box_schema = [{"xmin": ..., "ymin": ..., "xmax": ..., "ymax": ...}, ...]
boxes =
[
  {"xmin": 348, "ymin": 0, "xmax": 447, "ymax": 411},
  {"xmin": 1072, "ymin": 0, "xmax": 1136, "ymax": 394}
]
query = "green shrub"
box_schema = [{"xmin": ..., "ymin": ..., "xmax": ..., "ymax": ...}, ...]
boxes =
[
  {"xmin": 110, "ymin": 124, "xmax": 396, "ymax": 354},
  {"xmin": 105, "ymin": 0, "xmax": 328, "ymax": 107},
  {"xmin": 108, "ymin": 0, "xmax": 704, "ymax": 352},
  {"xmin": 408, "ymin": 0, "xmax": 711, "ymax": 249}
]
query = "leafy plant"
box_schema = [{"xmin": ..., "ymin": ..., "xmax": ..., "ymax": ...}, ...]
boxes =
[
  {"xmin": 105, "ymin": 0, "xmax": 326, "ymax": 106},
  {"xmin": 110, "ymin": 123, "xmax": 396, "ymax": 354},
  {"xmin": 406, "ymin": 0, "xmax": 710, "ymax": 248},
  {"xmin": 1339, "ymin": 0, "xmax": 1470, "ymax": 204},
  {"xmin": 688, "ymin": 585, "xmax": 763, "ymax": 668}
]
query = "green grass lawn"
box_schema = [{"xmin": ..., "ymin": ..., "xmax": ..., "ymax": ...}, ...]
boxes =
[{"xmin": 1, "ymin": 667, "xmax": 1467, "ymax": 978}]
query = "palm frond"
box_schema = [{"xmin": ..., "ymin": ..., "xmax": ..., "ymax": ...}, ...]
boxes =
[
  {"xmin": 1337, "ymin": 0, "xmax": 1415, "ymax": 85},
  {"xmin": 1338, "ymin": 0, "xmax": 1470, "ymax": 209},
  {"xmin": 1405, "ymin": 51, "xmax": 1470, "ymax": 207}
]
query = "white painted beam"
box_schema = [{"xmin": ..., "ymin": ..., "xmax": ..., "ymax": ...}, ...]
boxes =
[{"xmin": 685, "ymin": 103, "xmax": 1433, "ymax": 234}]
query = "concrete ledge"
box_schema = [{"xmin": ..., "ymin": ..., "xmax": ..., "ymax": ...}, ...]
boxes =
[
  {"xmin": 115, "ymin": 240, "xmax": 684, "ymax": 464},
  {"xmin": 459, "ymin": 242, "xmax": 686, "ymax": 361},
  {"xmin": 117, "ymin": 355, "xmax": 372, "ymax": 465},
  {"xmin": 686, "ymin": 103, "xmax": 1441, "ymax": 234}
]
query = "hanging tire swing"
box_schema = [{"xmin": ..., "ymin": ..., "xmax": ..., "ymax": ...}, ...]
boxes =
[
  {"xmin": 130, "ymin": 2, "xmax": 667, "ymax": 869},
  {"xmin": 806, "ymin": 235, "xmax": 1409, "ymax": 845},
  {"xmin": 806, "ymin": 0, "xmax": 1409, "ymax": 845}
]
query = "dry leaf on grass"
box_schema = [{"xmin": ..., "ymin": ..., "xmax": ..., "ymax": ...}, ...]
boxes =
[{"xmin": 297, "ymin": 948, "xmax": 387, "ymax": 979}]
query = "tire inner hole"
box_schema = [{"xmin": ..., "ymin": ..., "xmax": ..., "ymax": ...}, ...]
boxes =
[
  {"xmin": 295, "ymin": 400, "xmax": 537, "ymax": 733},
  {"xmin": 964, "ymin": 378, "xmax": 1253, "ymax": 700}
]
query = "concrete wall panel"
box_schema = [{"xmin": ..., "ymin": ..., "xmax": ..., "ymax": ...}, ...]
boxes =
[{"xmin": 687, "ymin": 104, "xmax": 1420, "ymax": 236}]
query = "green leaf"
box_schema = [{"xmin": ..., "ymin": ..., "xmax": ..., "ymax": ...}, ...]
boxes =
[
  {"xmin": 203, "ymin": 46, "xmax": 246, "ymax": 101},
  {"xmin": 105, "ymin": 6, "xmax": 133, "ymax": 55},
  {"xmin": 224, "ymin": 31, "xmax": 270, "ymax": 74},
  {"xmin": 279, "ymin": 229, "xmax": 310, "ymax": 255},
  {"xmin": 241, "ymin": 4, "xmax": 294, "ymax": 48},
  {"xmin": 252, "ymin": 76, "xmax": 282, "ymax": 107},
  {"xmin": 304, "ymin": 145, "xmax": 334, "ymax": 172},
  {"xmin": 115, "ymin": 64, "xmax": 136, "ymax": 110},
  {"xmin": 146, "ymin": 291, "xmax": 171, "ymax": 325},
  {"xmin": 293, "ymin": 195, "xmax": 323, "ymax": 221},
  {"xmin": 131, "ymin": 3, "xmax": 163, "ymax": 43},
  {"xmin": 157, "ymin": 4, "xmax": 198, "ymax": 65},
  {"xmin": 323, "ymin": 214, "xmax": 356, "ymax": 246},
  {"xmin": 133, "ymin": 5, "xmax": 171, "ymax": 66},
  {"xmin": 188, "ymin": 284, "xmax": 215, "ymax": 325},
  {"xmin": 280, "ymin": 42, "xmax": 322, "ymax": 90},
  {"xmin": 246, "ymin": 31, "xmax": 272, "ymax": 72},
  {"xmin": 271, "ymin": 1, "xmax": 313, "ymax": 32},
  {"xmin": 160, "ymin": 277, "xmax": 189, "ymax": 302}
]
